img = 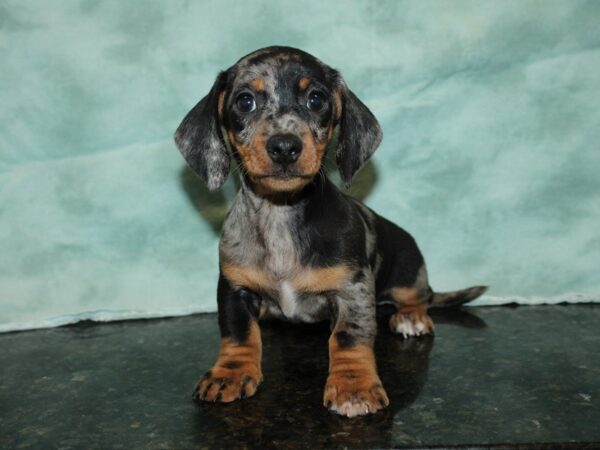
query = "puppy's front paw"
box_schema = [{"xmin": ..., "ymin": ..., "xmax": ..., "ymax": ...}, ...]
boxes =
[
  {"xmin": 193, "ymin": 363, "xmax": 262, "ymax": 403},
  {"xmin": 390, "ymin": 309, "xmax": 434, "ymax": 338},
  {"xmin": 323, "ymin": 372, "xmax": 389, "ymax": 417}
]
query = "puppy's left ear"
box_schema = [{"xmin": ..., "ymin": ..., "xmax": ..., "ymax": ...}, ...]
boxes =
[
  {"xmin": 334, "ymin": 79, "xmax": 382, "ymax": 188},
  {"xmin": 174, "ymin": 71, "xmax": 230, "ymax": 191}
]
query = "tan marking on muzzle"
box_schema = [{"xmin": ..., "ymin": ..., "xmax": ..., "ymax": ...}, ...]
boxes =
[
  {"xmin": 295, "ymin": 125, "xmax": 333, "ymax": 176},
  {"xmin": 228, "ymin": 127, "xmax": 272, "ymax": 175},
  {"xmin": 253, "ymin": 177, "xmax": 312, "ymax": 194}
]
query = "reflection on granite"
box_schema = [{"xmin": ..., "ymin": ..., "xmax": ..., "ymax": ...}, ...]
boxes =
[{"xmin": 1, "ymin": 305, "xmax": 599, "ymax": 449}]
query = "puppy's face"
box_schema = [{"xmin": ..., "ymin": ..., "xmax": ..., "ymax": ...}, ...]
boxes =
[
  {"xmin": 221, "ymin": 51, "xmax": 339, "ymax": 193},
  {"xmin": 175, "ymin": 46, "xmax": 382, "ymax": 194}
]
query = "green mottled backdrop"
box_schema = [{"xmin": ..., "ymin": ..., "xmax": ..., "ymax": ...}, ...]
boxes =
[{"xmin": 1, "ymin": 1, "xmax": 599, "ymax": 331}]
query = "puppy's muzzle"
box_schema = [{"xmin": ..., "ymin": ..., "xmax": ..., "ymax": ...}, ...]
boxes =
[{"xmin": 266, "ymin": 134, "xmax": 303, "ymax": 167}]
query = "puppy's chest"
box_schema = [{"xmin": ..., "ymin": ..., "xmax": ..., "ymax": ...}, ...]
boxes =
[
  {"xmin": 222, "ymin": 201, "xmax": 301, "ymax": 274},
  {"xmin": 220, "ymin": 199, "xmax": 339, "ymax": 322}
]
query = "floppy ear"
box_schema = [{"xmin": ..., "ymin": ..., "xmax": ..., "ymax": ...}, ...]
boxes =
[
  {"xmin": 174, "ymin": 71, "xmax": 230, "ymax": 191},
  {"xmin": 335, "ymin": 80, "xmax": 383, "ymax": 188}
]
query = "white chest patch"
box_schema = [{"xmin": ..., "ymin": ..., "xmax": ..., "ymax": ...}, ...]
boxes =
[{"xmin": 279, "ymin": 281, "xmax": 298, "ymax": 318}]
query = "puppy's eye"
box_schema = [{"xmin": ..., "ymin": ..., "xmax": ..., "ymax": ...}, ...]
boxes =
[
  {"xmin": 306, "ymin": 91, "xmax": 327, "ymax": 112},
  {"xmin": 236, "ymin": 93, "xmax": 256, "ymax": 113}
]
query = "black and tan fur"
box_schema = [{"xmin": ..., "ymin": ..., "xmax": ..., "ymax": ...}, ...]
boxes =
[{"xmin": 174, "ymin": 46, "xmax": 486, "ymax": 417}]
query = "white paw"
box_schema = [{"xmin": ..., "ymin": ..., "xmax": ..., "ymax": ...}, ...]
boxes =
[
  {"xmin": 394, "ymin": 316, "xmax": 416, "ymax": 337},
  {"xmin": 330, "ymin": 400, "xmax": 372, "ymax": 418},
  {"xmin": 390, "ymin": 311, "xmax": 434, "ymax": 338}
]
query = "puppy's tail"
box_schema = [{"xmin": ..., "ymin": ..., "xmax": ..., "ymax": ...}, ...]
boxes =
[{"xmin": 429, "ymin": 285, "xmax": 488, "ymax": 309}]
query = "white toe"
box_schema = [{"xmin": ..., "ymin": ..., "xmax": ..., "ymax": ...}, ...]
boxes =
[{"xmin": 395, "ymin": 317, "xmax": 416, "ymax": 337}]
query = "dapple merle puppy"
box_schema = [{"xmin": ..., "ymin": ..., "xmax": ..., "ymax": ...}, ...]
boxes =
[{"xmin": 174, "ymin": 46, "xmax": 486, "ymax": 417}]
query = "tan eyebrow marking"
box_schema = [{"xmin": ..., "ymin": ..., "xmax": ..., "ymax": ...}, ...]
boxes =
[
  {"xmin": 299, "ymin": 77, "xmax": 310, "ymax": 91},
  {"xmin": 250, "ymin": 78, "xmax": 265, "ymax": 92}
]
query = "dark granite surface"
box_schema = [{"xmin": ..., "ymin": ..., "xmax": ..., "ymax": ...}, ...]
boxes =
[{"xmin": 1, "ymin": 305, "xmax": 599, "ymax": 449}]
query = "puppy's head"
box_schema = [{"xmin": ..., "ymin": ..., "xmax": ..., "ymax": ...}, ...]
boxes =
[{"xmin": 175, "ymin": 47, "xmax": 382, "ymax": 194}]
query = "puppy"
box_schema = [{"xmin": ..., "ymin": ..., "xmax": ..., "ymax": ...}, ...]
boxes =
[{"xmin": 174, "ymin": 46, "xmax": 486, "ymax": 417}]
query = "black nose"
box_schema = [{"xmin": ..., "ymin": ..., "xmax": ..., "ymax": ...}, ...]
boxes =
[{"xmin": 266, "ymin": 134, "xmax": 303, "ymax": 166}]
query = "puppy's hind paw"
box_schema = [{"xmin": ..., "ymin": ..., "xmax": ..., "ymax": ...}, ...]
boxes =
[{"xmin": 389, "ymin": 310, "xmax": 434, "ymax": 338}]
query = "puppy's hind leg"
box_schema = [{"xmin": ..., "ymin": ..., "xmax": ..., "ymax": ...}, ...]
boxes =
[
  {"xmin": 388, "ymin": 294, "xmax": 434, "ymax": 338},
  {"xmin": 386, "ymin": 266, "xmax": 435, "ymax": 338},
  {"xmin": 386, "ymin": 266, "xmax": 488, "ymax": 338}
]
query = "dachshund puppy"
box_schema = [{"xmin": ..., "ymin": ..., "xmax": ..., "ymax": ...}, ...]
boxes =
[{"xmin": 174, "ymin": 46, "xmax": 486, "ymax": 417}]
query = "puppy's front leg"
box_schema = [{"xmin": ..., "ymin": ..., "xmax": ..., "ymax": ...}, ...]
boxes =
[
  {"xmin": 193, "ymin": 275, "xmax": 262, "ymax": 403},
  {"xmin": 324, "ymin": 273, "xmax": 389, "ymax": 417}
]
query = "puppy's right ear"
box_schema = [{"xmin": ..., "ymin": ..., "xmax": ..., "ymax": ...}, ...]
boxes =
[{"xmin": 174, "ymin": 71, "xmax": 230, "ymax": 191}]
